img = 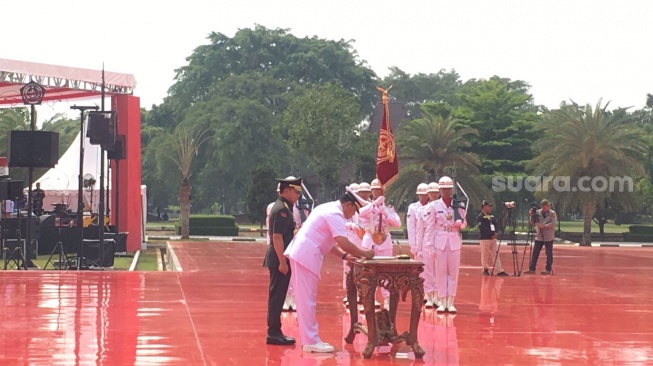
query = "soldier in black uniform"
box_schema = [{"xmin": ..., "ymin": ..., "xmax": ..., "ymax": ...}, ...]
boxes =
[
  {"xmin": 33, "ymin": 182, "xmax": 45, "ymax": 216},
  {"xmin": 263, "ymin": 176, "xmax": 302, "ymax": 345}
]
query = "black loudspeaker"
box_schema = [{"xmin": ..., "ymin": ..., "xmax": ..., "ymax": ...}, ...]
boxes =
[
  {"xmin": 82, "ymin": 239, "xmax": 115, "ymax": 267},
  {"xmin": 86, "ymin": 111, "xmax": 116, "ymax": 148},
  {"xmin": 107, "ymin": 135, "xmax": 126, "ymax": 160},
  {"xmin": 0, "ymin": 180, "xmax": 24, "ymax": 200},
  {"xmin": 7, "ymin": 131, "xmax": 59, "ymax": 168}
]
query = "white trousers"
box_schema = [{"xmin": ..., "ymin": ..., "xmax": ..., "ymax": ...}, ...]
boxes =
[
  {"xmin": 289, "ymin": 259, "xmax": 321, "ymax": 345},
  {"xmin": 436, "ymin": 241, "xmax": 461, "ymax": 298},
  {"xmin": 422, "ymin": 245, "xmax": 438, "ymax": 293},
  {"xmin": 480, "ymin": 239, "xmax": 504, "ymax": 273}
]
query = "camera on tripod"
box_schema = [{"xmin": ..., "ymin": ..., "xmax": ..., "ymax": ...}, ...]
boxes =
[{"xmin": 529, "ymin": 202, "xmax": 539, "ymax": 223}]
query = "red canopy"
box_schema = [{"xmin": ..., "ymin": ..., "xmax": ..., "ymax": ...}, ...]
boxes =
[{"xmin": 0, "ymin": 58, "xmax": 136, "ymax": 106}]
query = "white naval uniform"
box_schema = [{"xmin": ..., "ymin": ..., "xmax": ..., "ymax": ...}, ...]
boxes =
[
  {"xmin": 284, "ymin": 201, "xmax": 349, "ymax": 346},
  {"xmin": 358, "ymin": 200, "xmax": 401, "ymax": 299},
  {"xmin": 343, "ymin": 212, "xmax": 363, "ymax": 289},
  {"xmin": 418, "ymin": 201, "xmax": 438, "ymax": 294},
  {"xmin": 432, "ymin": 198, "xmax": 466, "ymax": 298},
  {"xmin": 406, "ymin": 201, "xmax": 422, "ymax": 256}
]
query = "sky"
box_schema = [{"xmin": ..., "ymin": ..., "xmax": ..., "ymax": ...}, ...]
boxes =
[{"xmin": 2, "ymin": 0, "xmax": 652, "ymax": 123}]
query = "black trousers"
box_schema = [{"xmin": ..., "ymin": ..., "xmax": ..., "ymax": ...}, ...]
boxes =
[
  {"xmin": 267, "ymin": 263, "xmax": 291, "ymax": 337},
  {"xmin": 529, "ymin": 240, "xmax": 553, "ymax": 271}
]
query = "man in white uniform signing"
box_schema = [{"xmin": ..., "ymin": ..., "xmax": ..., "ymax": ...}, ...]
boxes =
[{"xmin": 284, "ymin": 187, "xmax": 374, "ymax": 353}]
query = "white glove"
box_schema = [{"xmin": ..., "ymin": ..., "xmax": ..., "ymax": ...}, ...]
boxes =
[
  {"xmin": 453, "ymin": 220, "xmax": 463, "ymax": 229},
  {"xmin": 374, "ymin": 196, "xmax": 385, "ymax": 206}
]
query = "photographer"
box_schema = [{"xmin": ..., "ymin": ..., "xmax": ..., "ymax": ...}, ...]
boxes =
[
  {"xmin": 477, "ymin": 200, "xmax": 508, "ymax": 276},
  {"xmin": 525, "ymin": 199, "xmax": 557, "ymax": 275}
]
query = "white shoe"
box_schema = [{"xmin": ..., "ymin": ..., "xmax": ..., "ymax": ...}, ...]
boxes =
[
  {"xmin": 288, "ymin": 294, "xmax": 296, "ymax": 312},
  {"xmin": 383, "ymin": 298, "xmax": 390, "ymax": 310},
  {"xmin": 433, "ymin": 294, "xmax": 441, "ymax": 308},
  {"xmin": 303, "ymin": 342, "xmax": 335, "ymax": 353},
  {"xmin": 425, "ymin": 299, "xmax": 433, "ymax": 308},
  {"xmin": 374, "ymin": 300, "xmax": 381, "ymax": 308},
  {"xmin": 447, "ymin": 296, "xmax": 457, "ymax": 313},
  {"xmin": 437, "ymin": 298, "xmax": 447, "ymax": 313},
  {"xmin": 282, "ymin": 300, "xmax": 290, "ymax": 311}
]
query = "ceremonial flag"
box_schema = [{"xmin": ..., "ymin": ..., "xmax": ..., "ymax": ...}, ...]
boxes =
[{"xmin": 375, "ymin": 86, "xmax": 398, "ymax": 185}]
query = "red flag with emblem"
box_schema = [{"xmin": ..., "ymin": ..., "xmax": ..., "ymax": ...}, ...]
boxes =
[{"xmin": 375, "ymin": 87, "xmax": 398, "ymax": 185}]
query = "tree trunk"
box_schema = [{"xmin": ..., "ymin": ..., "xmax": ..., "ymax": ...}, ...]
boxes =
[
  {"xmin": 179, "ymin": 177, "xmax": 191, "ymax": 239},
  {"xmin": 580, "ymin": 201, "xmax": 596, "ymax": 246}
]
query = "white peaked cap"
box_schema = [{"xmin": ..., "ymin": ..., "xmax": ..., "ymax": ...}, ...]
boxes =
[
  {"xmin": 348, "ymin": 183, "xmax": 360, "ymax": 193},
  {"xmin": 358, "ymin": 182, "xmax": 371, "ymax": 192},
  {"xmin": 416, "ymin": 183, "xmax": 429, "ymax": 195},
  {"xmin": 438, "ymin": 176, "xmax": 454, "ymax": 188},
  {"xmin": 345, "ymin": 186, "xmax": 369, "ymax": 211}
]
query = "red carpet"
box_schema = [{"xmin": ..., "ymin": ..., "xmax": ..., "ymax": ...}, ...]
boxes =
[{"xmin": 1, "ymin": 242, "xmax": 652, "ymax": 365}]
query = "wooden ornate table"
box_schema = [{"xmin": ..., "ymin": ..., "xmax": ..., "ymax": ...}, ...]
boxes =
[{"xmin": 344, "ymin": 258, "xmax": 425, "ymax": 359}]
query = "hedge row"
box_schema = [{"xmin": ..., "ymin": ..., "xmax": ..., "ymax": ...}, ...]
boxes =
[
  {"xmin": 622, "ymin": 233, "xmax": 653, "ymax": 242},
  {"xmin": 628, "ymin": 225, "xmax": 653, "ymax": 235},
  {"xmin": 174, "ymin": 215, "xmax": 239, "ymax": 236}
]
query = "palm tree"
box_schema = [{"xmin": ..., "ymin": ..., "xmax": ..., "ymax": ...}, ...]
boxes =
[
  {"xmin": 531, "ymin": 100, "xmax": 646, "ymax": 245},
  {"xmin": 166, "ymin": 127, "xmax": 211, "ymax": 239},
  {"xmin": 0, "ymin": 108, "xmax": 29, "ymax": 155},
  {"xmin": 386, "ymin": 106, "xmax": 489, "ymax": 207}
]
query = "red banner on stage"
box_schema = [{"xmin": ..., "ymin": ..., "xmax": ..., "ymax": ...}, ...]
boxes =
[{"xmin": 375, "ymin": 87, "xmax": 398, "ymax": 185}]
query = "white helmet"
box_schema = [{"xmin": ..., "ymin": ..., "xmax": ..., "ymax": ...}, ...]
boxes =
[
  {"xmin": 438, "ymin": 176, "xmax": 454, "ymax": 188},
  {"xmin": 358, "ymin": 182, "xmax": 371, "ymax": 192},
  {"xmin": 427, "ymin": 182, "xmax": 440, "ymax": 193},
  {"xmin": 370, "ymin": 179, "xmax": 382, "ymax": 189},
  {"xmin": 416, "ymin": 183, "xmax": 429, "ymax": 195},
  {"xmin": 348, "ymin": 183, "xmax": 360, "ymax": 193}
]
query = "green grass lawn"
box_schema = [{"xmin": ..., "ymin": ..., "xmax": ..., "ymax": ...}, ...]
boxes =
[
  {"xmin": 136, "ymin": 249, "xmax": 159, "ymax": 271},
  {"xmin": 31, "ymin": 254, "xmax": 134, "ymax": 270}
]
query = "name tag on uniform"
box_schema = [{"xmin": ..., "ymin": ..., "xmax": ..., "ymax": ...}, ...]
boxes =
[{"xmin": 490, "ymin": 224, "xmax": 495, "ymax": 231}]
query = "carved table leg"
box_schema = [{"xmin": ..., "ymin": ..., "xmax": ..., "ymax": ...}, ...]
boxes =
[
  {"xmin": 344, "ymin": 265, "xmax": 358, "ymax": 344},
  {"xmin": 389, "ymin": 290, "xmax": 399, "ymax": 324},
  {"xmin": 361, "ymin": 279, "xmax": 377, "ymax": 359},
  {"xmin": 409, "ymin": 281, "xmax": 425, "ymax": 358}
]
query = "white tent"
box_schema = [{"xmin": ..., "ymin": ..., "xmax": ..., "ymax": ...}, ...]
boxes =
[{"xmin": 34, "ymin": 125, "xmax": 110, "ymax": 213}]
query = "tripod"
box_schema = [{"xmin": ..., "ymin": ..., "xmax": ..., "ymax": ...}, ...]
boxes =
[
  {"xmin": 1, "ymin": 199, "xmax": 27, "ymax": 270},
  {"xmin": 494, "ymin": 208, "xmax": 519, "ymax": 276},
  {"xmin": 43, "ymin": 215, "xmax": 71, "ymax": 270}
]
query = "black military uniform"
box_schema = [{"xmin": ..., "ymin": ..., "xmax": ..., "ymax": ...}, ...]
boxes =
[
  {"xmin": 263, "ymin": 176, "xmax": 301, "ymax": 345},
  {"xmin": 33, "ymin": 184, "xmax": 45, "ymax": 216}
]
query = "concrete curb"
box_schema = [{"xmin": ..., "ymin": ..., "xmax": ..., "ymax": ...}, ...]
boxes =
[
  {"xmin": 129, "ymin": 250, "xmax": 140, "ymax": 271},
  {"xmin": 574, "ymin": 243, "xmax": 653, "ymax": 248},
  {"xmin": 166, "ymin": 242, "xmax": 183, "ymax": 272}
]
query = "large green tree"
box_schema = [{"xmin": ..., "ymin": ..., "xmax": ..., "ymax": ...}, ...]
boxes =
[
  {"xmin": 143, "ymin": 26, "xmax": 378, "ymax": 213},
  {"xmin": 455, "ymin": 77, "xmax": 541, "ymax": 175},
  {"xmin": 531, "ymin": 100, "xmax": 646, "ymax": 245},
  {"xmin": 169, "ymin": 25, "xmax": 378, "ymax": 115},
  {"xmin": 246, "ymin": 165, "xmax": 277, "ymax": 226},
  {"xmin": 283, "ymin": 82, "xmax": 364, "ymax": 200},
  {"xmin": 381, "ymin": 67, "xmax": 463, "ymax": 117}
]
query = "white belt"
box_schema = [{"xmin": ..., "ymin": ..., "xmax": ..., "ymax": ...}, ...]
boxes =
[{"xmin": 436, "ymin": 226, "xmax": 456, "ymax": 233}]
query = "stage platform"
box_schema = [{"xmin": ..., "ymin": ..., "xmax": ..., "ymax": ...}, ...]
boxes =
[{"xmin": 1, "ymin": 243, "xmax": 652, "ymax": 365}]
